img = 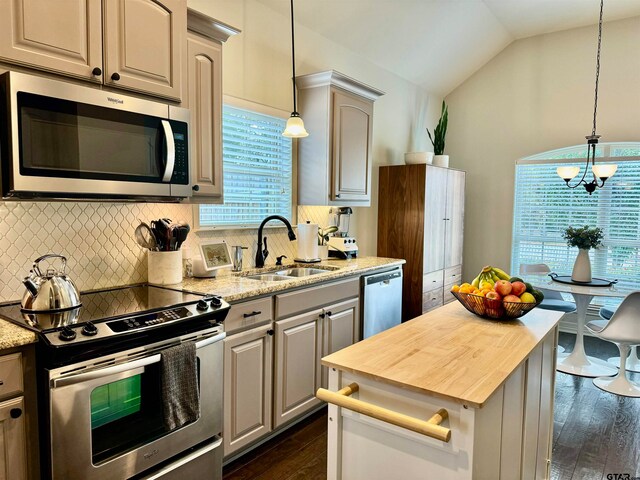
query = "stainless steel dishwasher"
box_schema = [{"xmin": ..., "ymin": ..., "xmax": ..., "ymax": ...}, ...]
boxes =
[{"xmin": 361, "ymin": 267, "xmax": 403, "ymax": 339}]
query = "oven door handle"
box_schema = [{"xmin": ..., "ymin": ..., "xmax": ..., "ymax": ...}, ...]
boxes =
[
  {"xmin": 161, "ymin": 119, "xmax": 175, "ymax": 182},
  {"xmin": 51, "ymin": 331, "xmax": 225, "ymax": 389}
]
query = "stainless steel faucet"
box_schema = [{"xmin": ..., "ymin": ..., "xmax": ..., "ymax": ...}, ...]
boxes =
[{"xmin": 255, "ymin": 215, "xmax": 296, "ymax": 268}]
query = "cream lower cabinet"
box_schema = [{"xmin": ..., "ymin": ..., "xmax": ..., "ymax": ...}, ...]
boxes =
[
  {"xmin": 273, "ymin": 309, "xmax": 323, "ymax": 429},
  {"xmin": 223, "ymin": 323, "xmax": 273, "ymax": 457},
  {"xmin": 321, "ymin": 298, "xmax": 359, "ymax": 388},
  {"xmin": 0, "ymin": 396, "xmax": 27, "ymax": 480}
]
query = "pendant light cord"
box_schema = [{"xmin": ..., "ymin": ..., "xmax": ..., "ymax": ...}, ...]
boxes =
[
  {"xmin": 591, "ymin": 0, "xmax": 603, "ymax": 136},
  {"xmin": 290, "ymin": 0, "xmax": 298, "ymax": 114}
]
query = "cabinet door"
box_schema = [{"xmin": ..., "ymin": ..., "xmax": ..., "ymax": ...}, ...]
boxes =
[
  {"xmin": 274, "ymin": 310, "xmax": 322, "ymax": 428},
  {"xmin": 0, "ymin": 0, "xmax": 103, "ymax": 81},
  {"xmin": 186, "ymin": 32, "xmax": 222, "ymax": 199},
  {"xmin": 322, "ymin": 298, "xmax": 359, "ymax": 388},
  {"xmin": 0, "ymin": 397, "xmax": 27, "ymax": 480},
  {"xmin": 223, "ymin": 324, "xmax": 273, "ymax": 457},
  {"xmin": 423, "ymin": 166, "xmax": 448, "ymax": 273},
  {"xmin": 331, "ymin": 89, "xmax": 373, "ymax": 202},
  {"xmin": 103, "ymin": 0, "xmax": 185, "ymax": 100},
  {"xmin": 444, "ymin": 169, "xmax": 465, "ymax": 268}
]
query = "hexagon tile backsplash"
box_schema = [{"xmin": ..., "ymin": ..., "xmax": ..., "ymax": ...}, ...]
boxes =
[{"xmin": 0, "ymin": 202, "xmax": 336, "ymax": 303}]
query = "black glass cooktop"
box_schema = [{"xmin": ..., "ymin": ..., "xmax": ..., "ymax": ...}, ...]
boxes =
[{"xmin": 0, "ymin": 284, "xmax": 205, "ymax": 331}]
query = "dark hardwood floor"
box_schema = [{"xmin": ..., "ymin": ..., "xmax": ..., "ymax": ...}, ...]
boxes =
[{"xmin": 224, "ymin": 333, "xmax": 640, "ymax": 480}]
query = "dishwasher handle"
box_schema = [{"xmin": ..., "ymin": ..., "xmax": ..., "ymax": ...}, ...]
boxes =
[{"xmin": 365, "ymin": 270, "xmax": 402, "ymax": 286}]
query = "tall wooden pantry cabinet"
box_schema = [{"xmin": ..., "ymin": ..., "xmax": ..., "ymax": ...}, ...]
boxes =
[{"xmin": 378, "ymin": 164, "xmax": 465, "ymax": 321}]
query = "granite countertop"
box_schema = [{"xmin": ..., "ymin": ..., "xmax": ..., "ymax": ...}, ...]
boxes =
[
  {"xmin": 0, "ymin": 256, "xmax": 404, "ymax": 351},
  {"xmin": 0, "ymin": 318, "xmax": 37, "ymax": 350},
  {"xmin": 322, "ymin": 301, "xmax": 563, "ymax": 408},
  {"xmin": 180, "ymin": 256, "xmax": 405, "ymax": 302}
]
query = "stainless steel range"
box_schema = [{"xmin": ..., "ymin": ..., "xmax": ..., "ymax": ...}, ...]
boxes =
[{"xmin": 0, "ymin": 284, "xmax": 229, "ymax": 480}]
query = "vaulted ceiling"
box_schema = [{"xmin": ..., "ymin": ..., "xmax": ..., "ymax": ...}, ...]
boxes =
[{"xmin": 257, "ymin": 0, "xmax": 640, "ymax": 95}]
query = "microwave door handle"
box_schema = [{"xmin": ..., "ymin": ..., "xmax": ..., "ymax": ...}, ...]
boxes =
[
  {"xmin": 51, "ymin": 332, "xmax": 225, "ymax": 389},
  {"xmin": 161, "ymin": 119, "xmax": 175, "ymax": 182}
]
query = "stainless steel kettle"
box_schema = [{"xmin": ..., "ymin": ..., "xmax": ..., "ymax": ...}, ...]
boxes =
[{"xmin": 21, "ymin": 254, "xmax": 81, "ymax": 312}]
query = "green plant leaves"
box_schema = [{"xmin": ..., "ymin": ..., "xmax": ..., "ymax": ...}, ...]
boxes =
[
  {"xmin": 563, "ymin": 225, "xmax": 604, "ymax": 250},
  {"xmin": 427, "ymin": 101, "xmax": 448, "ymax": 155}
]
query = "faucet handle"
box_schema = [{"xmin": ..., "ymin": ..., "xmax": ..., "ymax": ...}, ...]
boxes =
[
  {"xmin": 262, "ymin": 237, "xmax": 269, "ymax": 261},
  {"xmin": 276, "ymin": 255, "xmax": 287, "ymax": 266}
]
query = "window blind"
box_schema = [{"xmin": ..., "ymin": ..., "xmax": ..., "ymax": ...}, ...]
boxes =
[
  {"xmin": 511, "ymin": 145, "xmax": 640, "ymax": 302},
  {"xmin": 199, "ymin": 105, "xmax": 293, "ymax": 228}
]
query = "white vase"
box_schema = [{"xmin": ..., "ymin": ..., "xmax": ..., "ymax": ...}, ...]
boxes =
[
  {"xmin": 433, "ymin": 154, "xmax": 449, "ymax": 167},
  {"xmin": 571, "ymin": 249, "xmax": 592, "ymax": 283},
  {"xmin": 404, "ymin": 152, "xmax": 434, "ymax": 165}
]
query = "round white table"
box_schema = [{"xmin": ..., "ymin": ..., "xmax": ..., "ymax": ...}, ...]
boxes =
[{"xmin": 525, "ymin": 275, "xmax": 632, "ymax": 378}]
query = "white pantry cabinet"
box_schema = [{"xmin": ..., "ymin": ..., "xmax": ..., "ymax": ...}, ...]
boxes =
[{"xmin": 296, "ymin": 70, "xmax": 384, "ymax": 206}]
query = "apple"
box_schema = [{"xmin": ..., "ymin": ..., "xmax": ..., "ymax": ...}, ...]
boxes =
[
  {"xmin": 511, "ymin": 281, "xmax": 527, "ymax": 296},
  {"xmin": 484, "ymin": 291, "xmax": 504, "ymax": 317},
  {"xmin": 503, "ymin": 294, "xmax": 522, "ymax": 303},
  {"xmin": 494, "ymin": 280, "xmax": 513, "ymax": 296}
]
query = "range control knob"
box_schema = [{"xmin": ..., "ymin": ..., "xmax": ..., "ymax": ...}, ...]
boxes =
[
  {"xmin": 196, "ymin": 299, "xmax": 209, "ymax": 311},
  {"xmin": 59, "ymin": 327, "xmax": 76, "ymax": 342},
  {"xmin": 81, "ymin": 322, "xmax": 98, "ymax": 336},
  {"xmin": 210, "ymin": 297, "xmax": 222, "ymax": 308}
]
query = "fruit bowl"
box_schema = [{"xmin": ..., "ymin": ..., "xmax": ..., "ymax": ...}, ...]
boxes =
[{"xmin": 451, "ymin": 291, "xmax": 541, "ymax": 321}]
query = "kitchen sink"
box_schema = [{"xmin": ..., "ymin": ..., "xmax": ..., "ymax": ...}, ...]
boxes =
[
  {"xmin": 242, "ymin": 266, "xmax": 337, "ymax": 282},
  {"xmin": 273, "ymin": 268, "xmax": 329, "ymax": 277},
  {"xmin": 244, "ymin": 274, "xmax": 294, "ymax": 282}
]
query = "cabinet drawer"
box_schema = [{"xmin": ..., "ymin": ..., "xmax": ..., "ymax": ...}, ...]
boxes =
[
  {"xmin": 225, "ymin": 298, "xmax": 273, "ymax": 335},
  {"xmin": 443, "ymin": 283, "xmax": 457, "ymax": 305},
  {"xmin": 0, "ymin": 353, "xmax": 23, "ymax": 400},
  {"xmin": 422, "ymin": 289, "xmax": 444, "ymax": 313},
  {"xmin": 275, "ymin": 278, "xmax": 360, "ymax": 319},
  {"xmin": 423, "ymin": 270, "xmax": 444, "ymax": 293},
  {"xmin": 444, "ymin": 265, "xmax": 463, "ymax": 285}
]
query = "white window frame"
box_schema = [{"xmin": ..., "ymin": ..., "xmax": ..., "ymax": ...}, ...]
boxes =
[
  {"xmin": 194, "ymin": 95, "xmax": 297, "ymax": 231},
  {"xmin": 511, "ymin": 142, "xmax": 640, "ymax": 302}
]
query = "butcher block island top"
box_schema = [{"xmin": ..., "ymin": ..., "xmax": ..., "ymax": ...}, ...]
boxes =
[{"xmin": 322, "ymin": 301, "xmax": 563, "ymax": 408}]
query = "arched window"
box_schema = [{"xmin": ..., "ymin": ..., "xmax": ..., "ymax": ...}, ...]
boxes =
[{"xmin": 511, "ymin": 142, "xmax": 640, "ymax": 299}]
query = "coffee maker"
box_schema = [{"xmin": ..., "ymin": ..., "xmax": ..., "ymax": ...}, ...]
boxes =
[{"xmin": 328, "ymin": 207, "xmax": 358, "ymax": 258}]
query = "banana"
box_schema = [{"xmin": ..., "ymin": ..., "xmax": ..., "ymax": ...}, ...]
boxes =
[
  {"xmin": 490, "ymin": 271, "xmax": 500, "ymax": 282},
  {"xmin": 471, "ymin": 274, "xmax": 481, "ymax": 288},
  {"xmin": 479, "ymin": 272, "xmax": 495, "ymax": 287},
  {"xmin": 492, "ymin": 267, "xmax": 511, "ymax": 281}
]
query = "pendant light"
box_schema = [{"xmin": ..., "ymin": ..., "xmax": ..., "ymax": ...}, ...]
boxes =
[
  {"xmin": 282, "ymin": 0, "xmax": 308, "ymax": 138},
  {"xmin": 557, "ymin": 0, "xmax": 616, "ymax": 194}
]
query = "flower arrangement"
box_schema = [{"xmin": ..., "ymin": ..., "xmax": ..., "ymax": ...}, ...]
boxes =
[{"xmin": 563, "ymin": 225, "xmax": 604, "ymax": 250}]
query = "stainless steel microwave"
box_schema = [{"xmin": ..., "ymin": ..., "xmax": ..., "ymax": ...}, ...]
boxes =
[{"xmin": 0, "ymin": 71, "xmax": 190, "ymax": 200}]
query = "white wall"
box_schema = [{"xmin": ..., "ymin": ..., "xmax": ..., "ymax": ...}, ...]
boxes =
[
  {"xmin": 445, "ymin": 15, "xmax": 640, "ymax": 280},
  {"xmin": 188, "ymin": 0, "xmax": 443, "ymax": 256}
]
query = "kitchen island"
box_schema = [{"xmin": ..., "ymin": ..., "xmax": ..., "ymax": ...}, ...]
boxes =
[{"xmin": 318, "ymin": 301, "xmax": 563, "ymax": 480}]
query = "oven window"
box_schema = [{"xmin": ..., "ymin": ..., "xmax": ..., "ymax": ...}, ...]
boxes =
[
  {"xmin": 89, "ymin": 360, "xmax": 200, "ymax": 465},
  {"xmin": 18, "ymin": 92, "xmax": 165, "ymax": 183}
]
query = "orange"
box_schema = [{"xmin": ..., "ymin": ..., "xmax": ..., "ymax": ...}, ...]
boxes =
[
  {"xmin": 451, "ymin": 285, "xmax": 460, "ymax": 293},
  {"xmin": 459, "ymin": 285, "xmax": 474, "ymax": 294}
]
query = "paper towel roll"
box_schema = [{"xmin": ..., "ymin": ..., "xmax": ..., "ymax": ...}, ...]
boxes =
[{"xmin": 296, "ymin": 223, "xmax": 319, "ymax": 261}]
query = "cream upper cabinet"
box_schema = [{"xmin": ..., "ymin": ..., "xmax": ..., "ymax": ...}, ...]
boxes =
[
  {"xmin": 0, "ymin": 0, "xmax": 187, "ymax": 101},
  {"xmin": 103, "ymin": 0, "xmax": 185, "ymax": 100},
  {"xmin": 297, "ymin": 70, "xmax": 384, "ymax": 207},
  {"xmin": 331, "ymin": 89, "xmax": 373, "ymax": 202},
  {"xmin": 0, "ymin": 0, "xmax": 103, "ymax": 81},
  {"xmin": 184, "ymin": 9, "xmax": 239, "ymax": 201}
]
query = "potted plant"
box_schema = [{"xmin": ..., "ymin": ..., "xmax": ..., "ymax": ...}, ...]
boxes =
[
  {"xmin": 563, "ymin": 225, "xmax": 604, "ymax": 282},
  {"xmin": 318, "ymin": 225, "xmax": 338, "ymax": 260},
  {"xmin": 427, "ymin": 100, "xmax": 449, "ymax": 167}
]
